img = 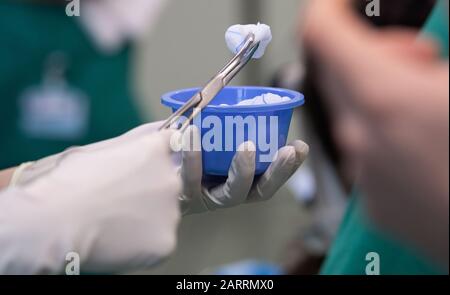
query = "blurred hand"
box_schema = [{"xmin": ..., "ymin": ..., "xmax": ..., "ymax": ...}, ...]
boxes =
[
  {"xmin": 179, "ymin": 126, "xmax": 309, "ymax": 215},
  {"xmin": 300, "ymin": 0, "xmax": 449, "ymax": 266}
]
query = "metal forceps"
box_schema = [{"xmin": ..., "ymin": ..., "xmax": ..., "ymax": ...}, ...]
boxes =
[{"xmin": 158, "ymin": 33, "xmax": 260, "ymax": 132}]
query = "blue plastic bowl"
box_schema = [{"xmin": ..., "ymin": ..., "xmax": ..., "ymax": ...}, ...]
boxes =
[{"xmin": 161, "ymin": 86, "xmax": 304, "ymax": 176}]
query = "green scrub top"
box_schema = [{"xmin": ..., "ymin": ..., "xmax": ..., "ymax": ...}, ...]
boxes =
[
  {"xmin": 422, "ymin": 0, "xmax": 449, "ymax": 57},
  {"xmin": 0, "ymin": 2, "xmax": 142, "ymax": 169},
  {"xmin": 320, "ymin": 0, "xmax": 449, "ymax": 275}
]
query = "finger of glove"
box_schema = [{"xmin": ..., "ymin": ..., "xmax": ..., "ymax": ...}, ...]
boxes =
[
  {"xmin": 206, "ymin": 141, "xmax": 256, "ymax": 208},
  {"xmin": 247, "ymin": 140, "xmax": 309, "ymax": 202}
]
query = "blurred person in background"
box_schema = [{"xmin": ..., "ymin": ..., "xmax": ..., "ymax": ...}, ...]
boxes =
[
  {"xmin": 0, "ymin": 0, "xmax": 182, "ymax": 274},
  {"xmin": 0, "ymin": 0, "xmax": 169, "ymax": 168},
  {"xmin": 298, "ymin": 0, "xmax": 448, "ymax": 274},
  {"xmin": 1, "ymin": 0, "xmax": 179, "ymax": 275}
]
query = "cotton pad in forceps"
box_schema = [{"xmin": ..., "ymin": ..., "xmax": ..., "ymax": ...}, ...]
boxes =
[{"xmin": 225, "ymin": 23, "xmax": 272, "ymax": 59}]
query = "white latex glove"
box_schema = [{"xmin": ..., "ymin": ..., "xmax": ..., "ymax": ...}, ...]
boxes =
[
  {"xmin": 0, "ymin": 122, "xmax": 181, "ymax": 274},
  {"xmin": 179, "ymin": 126, "xmax": 309, "ymax": 215}
]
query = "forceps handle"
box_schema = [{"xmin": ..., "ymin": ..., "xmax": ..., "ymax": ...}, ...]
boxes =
[
  {"xmin": 158, "ymin": 33, "xmax": 259, "ymax": 132},
  {"xmin": 178, "ymin": 106, "xmax": 202, "ymax": 133},
  {"xmin": 158, "ymin": 93, "xmax": 202, "ymax": 131}
]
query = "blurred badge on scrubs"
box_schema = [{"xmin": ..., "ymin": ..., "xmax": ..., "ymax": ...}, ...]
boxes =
[
  {"xmin": 19, "ymin": 82, "xmax": 89, "ymax": 141},
  {"xmin": 18, "ymin": 52, "xmax": 89, "ymax": 141}
]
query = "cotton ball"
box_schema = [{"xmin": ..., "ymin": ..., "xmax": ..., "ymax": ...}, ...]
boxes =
[
  {"xmin": 237, "ymin": 98, "xmax": 256, "ymax": 106},
  {"xmin": 251, "ymin": 95, "xmax": 265, "ymax": 105},
  {"xmin": 225, "ymin": 23, "xmax": 272, "ymax": 59},
  {"xmin": 215, "ymin": 93, "xmax": 290, "ymax": 106},
  {"xmin": 262, "ymin": 93, "xmax": 282, "ymax": 104}
]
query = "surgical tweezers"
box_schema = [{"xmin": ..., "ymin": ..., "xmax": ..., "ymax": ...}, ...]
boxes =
[{"xmin": 158, "ymin": 33, "xmax": 260, "ymax": 132}]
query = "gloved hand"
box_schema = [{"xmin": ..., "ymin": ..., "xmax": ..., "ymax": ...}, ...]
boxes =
[
  {"xmin": 0, "ymin": 122, "xmax": 181, "ymax": 274},
  {"xmin": 178, "ymin": 126, "xmax": 309, "ymax": 215}
]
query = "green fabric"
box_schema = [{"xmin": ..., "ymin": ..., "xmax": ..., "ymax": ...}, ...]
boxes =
[
  {"xmin": 321, "ymin": 1, "xmax": 449, "ymax": 275},
  {"xmin": 0, "ymin": 2, "xmax": 142, "ymax": 169},
  {"xmin": 422, "ymin": 0, "xmax": 449, "ymax": 58},
  {"xmin": 320, "ymin": 195, "xmax": 445, "ymax": 275}
]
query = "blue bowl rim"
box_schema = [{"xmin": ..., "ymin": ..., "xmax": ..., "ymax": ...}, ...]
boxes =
[{"xmin": 161, "ymin": 86, "xmax": 305, "ymax": 113}]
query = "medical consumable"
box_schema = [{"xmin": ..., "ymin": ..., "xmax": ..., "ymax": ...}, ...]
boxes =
[{"xmin": 160, "ymin": 27, "xmax": 304, "ymax": 176}]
